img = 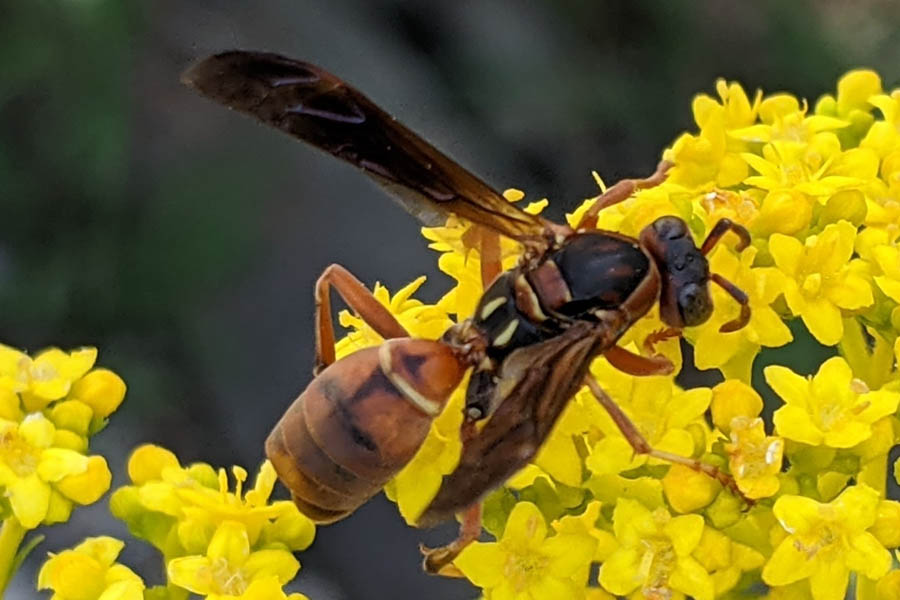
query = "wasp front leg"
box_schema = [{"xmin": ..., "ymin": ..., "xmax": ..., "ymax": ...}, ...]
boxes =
[
  {"xmin": 313, "ymin": 263, "xmax": 409, "ymax": 374},
  {"xmin": 583, "ymin": 375, "xmax": 750, "ymax": 502}
]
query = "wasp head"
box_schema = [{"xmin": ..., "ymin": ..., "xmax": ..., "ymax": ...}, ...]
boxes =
[{"xmin": 639, "ymin": 216, "xmax": 713, "ymax": 328}]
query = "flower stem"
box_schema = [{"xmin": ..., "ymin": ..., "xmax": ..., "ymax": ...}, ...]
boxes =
[{"xmin": 0, "ymin": 518, "xmax": 26, "ymax": 596}]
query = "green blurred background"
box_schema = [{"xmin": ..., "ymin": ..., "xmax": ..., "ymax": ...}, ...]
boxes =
[{"xmin": 3, "ymin": 1, "xmax": 899, "ymax": 598}]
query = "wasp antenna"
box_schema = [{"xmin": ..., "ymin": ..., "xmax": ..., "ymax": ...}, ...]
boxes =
[
  {"xmin": 701, "ymin": 218, "xmax": 751, "ymax": 255},
  {"xmin": 711, "ymin": 273, "xmax": 751, "ymax": 332}
]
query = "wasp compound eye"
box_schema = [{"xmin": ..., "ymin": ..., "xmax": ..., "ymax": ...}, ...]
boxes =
[
  {"xmin": 652, "ymin": 216, "xmax": 688, "ymax": 240},
  {"xmin": 677, "ymin": 282, "xmax": 713, "ymax": 326}
]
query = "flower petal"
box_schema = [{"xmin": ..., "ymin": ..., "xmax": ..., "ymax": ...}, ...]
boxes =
[
  {"xmin": 97, "ymin": 579, "xmax": 144, "ymax": 600},
  {"xmin": 454, "ymin": 542, "xmax": 505, "ymax": 588},
  {"xmin": 761, "ymin": 537, "xmax": 816, "ymax": 586},
  {"xmin": 55, "ymin": 455, "xmax": 111, "ymax": 504},
  {"xmin": 845, "ymin": 531, "xmax": 891, "ymax": 580},
  {"xmin": 73, "ymin": 536, "xmax": 124, "ymax": 567},
  {"xmin": 167, "ymin": 557, "xmax": 214, "ymax": 595},
  {"xmin": 9, "ymin": 473, "xmax": 51, "ymax": 528},
  {"xmin": 242, "ymin": 549, "xmax": 301, "ymax": 585},
  {"xmin": 799, "ymin": 298, "xmax": 843, "ymax": 345},
  {"xmin": 670, "ymin": 556, "xmax": 715, "ymax": 600},
  {"xmin": 37, "ymin": 447, "xmax": 89, "ymax": 482},
  {"xmin": 206, "ymin": 520, "xmax": 251, "ymax": 566},
  {"xmin": 765, "ymin": 366, "xmax": 810, "ymax": 408},
  {"xmin": 502, "ymin": 502, "xmax": 547, "ymax": 549},
  {"xmin": 808, "ymin": 561, "xmax": 849, "ymax": 600},
  {"xmin": 598, "ymin": 547, "xmax": 642, "ymax": 595}
]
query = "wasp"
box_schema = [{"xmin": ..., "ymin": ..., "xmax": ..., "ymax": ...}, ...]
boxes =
[{"xmin": 182, "ymin": 51, "xmax": 753, "ymax": 575}]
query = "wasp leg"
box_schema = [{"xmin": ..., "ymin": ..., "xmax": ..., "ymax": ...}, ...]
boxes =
[
  {"xmin": 314, "ymin": 264, "xmax": 409, "ymax": 375},
  {"xmin": 583, "ymin": 375, "xmax": 751, "ymax": 503},
  {"xmin": 605, "ymin": 345, "xmax": 674, "ymax": 376},
  {"xmin": 420, "ymin": 419, "xmax": 483, "ymax": 576},
  {"xmin": 420, "ymin": 502, "xmax": 483, "ymax": 577},
  {"xmin": 576, "ymin": 160, "xmax": 672, "ymax": 230},
  {"xmin": 700, "ymin": 218, "xmax": 751, "ymax": 255},
  {"xmin": 480, "ymin": 228, "xmax": 502, "ymax": 289},
  {"xmin": 710, "ymin": 273, "xmax": 751, "ymax": 332},
  {"xmin": 642, "ymin": 327, "xmax": 682, "ymax": 357}
]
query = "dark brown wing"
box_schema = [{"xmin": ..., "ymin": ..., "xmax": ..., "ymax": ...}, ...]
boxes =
[
  {"xmin": 416, "ymin": 321, "xmax": 614, "ymax": 527},
  {"xmin": 181, "ymin": 51, "xmax": 550, "ymax": 243}
]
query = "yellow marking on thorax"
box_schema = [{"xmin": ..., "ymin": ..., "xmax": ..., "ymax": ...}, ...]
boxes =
[
  {"xmin": 492, "ymin": 319, "xmax": 520, "ymax": 347},
  {"xmin": 480, "ymin": 296, "xmax": 507, "ymax": 320}
]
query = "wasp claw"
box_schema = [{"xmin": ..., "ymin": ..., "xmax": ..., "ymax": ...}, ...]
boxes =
[{"xmin": 420, "ymin": 543, "xmax": 465, "ymax": 578}]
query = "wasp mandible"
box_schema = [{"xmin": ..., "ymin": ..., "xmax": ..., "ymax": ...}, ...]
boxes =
[{"xmin": 182, "ymin": 51, "xmax": 753, "ymax": 576}]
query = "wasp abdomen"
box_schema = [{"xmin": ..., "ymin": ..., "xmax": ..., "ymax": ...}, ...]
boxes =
[{"xmin": 266, "ymin": 339, "xmax": 463, "ymax": 523}]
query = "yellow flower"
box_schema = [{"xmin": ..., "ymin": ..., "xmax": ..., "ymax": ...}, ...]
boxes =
[
  {"xmin": 762, "ymin": 485, "xmax": 892, "ymax": 600},
  {"xmin": 769, "ymin": 221, "xmax": 873, "ymax": 345},
  {"xmin": 335, "ymin": 277, "xmax": 453, "ymax": 358},
  {"xmin": 0, "ymin": 345, "xmax": 96, "ymax": 411},
  {"xmin": 423, "ymin": 194, "xmax": 545, "ymax": 318},
  {"xmin": 551, "ymin": 501, "xmax": 617, "ymax": 563},
  {"xmin": 767, "ymin": 356, "xmax": 900, "ymax": 448},
  {"xmin": 665, "ymin": 79, "xmax": 759, "ymax": 189},
  {"xmin": 0, "ymin": 413, "xmax": 110, "ymax": 528},
  {"xmin": 455, "ymin": 501, "xmax": 595, "ymax": 599},
  {"xmin": 112, "ymin": 446, "xmax": 314, "ymax": 556},
  {"xmin": 687, "ymin": 246, "xmax": 792, "ymax": 380},
  {"xmin": 167, "ymin": 520, "xmax": 301, "ymax": 600},
  {"xmin": 709, "ymin": 379, "xmax": 763, "ymax": 434},
  {"xmin": 868, "ymin": 239, "xmax": 900, "ymax": 303},
  {"xmin": 585, "ymin": 360, "xmax": 710, "ymax": 474},
  {"xmin": 862, "ymin": 89, "xmax": 900, "ymax": 157},
  {"xmin": 724, "ymin": 416, "xmax": 783, "ymax": 499},
  {"xmin": 741, "ymin": 137, "xmax": 876, "ymax": 198},
  {"xmin": 38, "ymin": 536, "xmax": 144, "ymax": 600},
  {"xmin": 691, "ymin": 527, "xmax": 764, "ymax": 597},
  {"xmin": 731, "ymin": 94, "xmax": 849, "ymax": 146},
  {"xmin": 384, "ymin": 384, "xmax": 464, "ymax": 524},
  {"xmin": 598, "ymin": 498, "xmax": 714, "ymax": 600},
  {"xmin": 815, "ymin": 69, "xmax": 882, "ymax": 147}
]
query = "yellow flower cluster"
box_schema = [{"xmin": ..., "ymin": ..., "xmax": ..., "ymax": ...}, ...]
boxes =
[
  {"xmin": 0, "ymin": 346, "xmax": 121, "ymax": 530},
  {"xmin": 332, "ymin": 71, "xmax": 900, "ymax": 599},
  {"xmin": 108, "ymin": 445, "xmax": 315, "ymax": 599},
  {"xmin": 0, "ymin": 344, "xmax": 124, "ymax": 595}
]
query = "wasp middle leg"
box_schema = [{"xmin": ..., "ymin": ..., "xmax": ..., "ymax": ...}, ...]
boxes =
[{"xmin": 584, "ymin": 375, "xmax": 749, "ymax": 501}]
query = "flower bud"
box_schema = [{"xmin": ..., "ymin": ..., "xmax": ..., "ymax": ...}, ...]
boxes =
[
  {"xmin": 711, "ymin": 380, "xmax": 763, "ymax": 434},
  {"xmin": 663, "ymin": 464, "xmax": 720, "ymax": 513},
  {"xmin": 870, "ymin": 500, "xmax": 900, "ymax": 548},
  {"xmin": 69, "ymin": 368, "xmax": 126, "ymax": 419}
]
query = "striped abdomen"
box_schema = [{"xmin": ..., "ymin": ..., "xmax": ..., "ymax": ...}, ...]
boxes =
[{"xmin": 265, "ymin": 338, "xmax": 464, "ymax": 523}]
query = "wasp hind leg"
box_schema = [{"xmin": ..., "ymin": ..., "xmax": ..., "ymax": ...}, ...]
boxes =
[
  {"xmin": 313, "ymin": 264, "xmax": 409, "ymax": 375},
  {"xmin": 419, "ymin": 420, "xmax": 484, "ymax": 577},
  {"xmin": 420, "ymin": 502, "xmax": 483, "ymax": 577},
  {"xmin": 584, "ymin": 375, "xmax": 751, "ymax": 503}
]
